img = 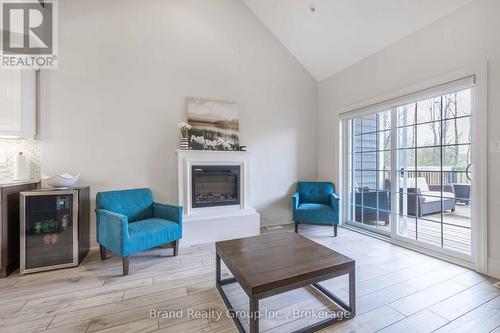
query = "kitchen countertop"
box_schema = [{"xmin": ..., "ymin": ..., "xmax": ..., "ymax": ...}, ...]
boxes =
[{"xmin": 0, "ymin": 179, "xmax": 40, "ymax": 188}]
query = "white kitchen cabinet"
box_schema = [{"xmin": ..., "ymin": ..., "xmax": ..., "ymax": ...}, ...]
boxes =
[{"xmin": 0, "ymin": 70, "xmax": 36, "ymax": 138}]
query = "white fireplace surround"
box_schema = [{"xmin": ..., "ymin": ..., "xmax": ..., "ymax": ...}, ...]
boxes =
[{"xmin": 176, "ymin": 150, "xmax": 260, "ymax": 246}]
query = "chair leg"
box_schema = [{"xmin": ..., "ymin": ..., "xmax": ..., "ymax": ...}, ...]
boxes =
[
  {"xmin": 123, "ymin": 256, "xmax": 129, "ymax": 276},
  {"xmin": 294, "ymin": 221, "xmax": 298, "ymax": 233},
  {"xmin": 333, "ymin": 224, "xmax": 338, "ymax": 237},
  {"xmin": 99, "ymin": 245, "xmax": 107, "ymax": 260},
  {"xmin": 173, "ymin": 240, "xmax": 179, "ymax": 256}
]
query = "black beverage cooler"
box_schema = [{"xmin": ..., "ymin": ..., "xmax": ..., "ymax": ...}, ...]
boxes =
[{"xmin": 20, "ymin": 187, "xmax": 89, "ymax": 274}]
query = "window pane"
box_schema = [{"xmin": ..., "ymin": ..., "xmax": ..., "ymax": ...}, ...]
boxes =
[
  {"xmin": 449, "ymin": 182, "xmax": 471, "ymax": 204},
  {"xmin": 361, "ymin": 170, "xmax": 377, "ymax": 191},
  {"xmin": 379, "ymin": 130, "xmax": 391, "ymax": 151},
  {"xmin": 416, "ymin": 218, "xmax": 442, "ymax": 248},
  {"xmin": 397, "ymin": 103, "xmax": 415, "ymax": 127},
  {"xmin": 362, "ymin": 207, "xmax": 378, "ymax": 225},
  {"xmin": 353, "ymin": 169, "xmax": 362, "ymax": 188},
  {"xmin": 398, "ymin": 126, "xmax": 415, "ymax": 148},
  {"xmin": 378, "ymin": 110, "xmax": 391, "ymax": 130},
  {"xmin": 416, "ymin": 97, "xmax": 441, "ymax": 124},
  {"xmin": 353, "ymin": 153, "xmax": 362, "ymax": 171},
  {"xmin": 362, "ymin": 152, "xmax": 377, "ymax": 171},
  {"xmin": 353, "ymin": 205, "xmax": 363, "ymax": 223},
  {"xmin": 362, "ymin": 132, "xmax": 378, "ymax": 152},
  {"xmin": 455, "ymin": 89, "xmax": 471, "ymax": 117},
  {"xmin": 379, "ymin": 150, "xmax": 391, "ymax": 170},
  {"xmin": 417, "ymin": 198, "xmax": 442, "ymax": 223},
  {"xmin": 354, "ymin": 192, "xmax": 363, "ymax": 206},
  {"xmin": 443, "ymin": 224, "xmax": 471, "ymax": 254},
  {"xmin": 378, "ymin": 191, "xmax": 391, "ymax": 212},
  {"xmin": 353, "ymin": 118, "xmax": 362, "ymax": 135},
  {"xmin": 354, "ymin": 135, "xmax": 362, "ymax": 152},
  {"xmin": 398, "ymin": 214, "xmax": 416, "ymax": 239},
  {"xmin": 421, "ymin": 171, "xmax": 443, "ymax": 190},
  {"xmin": 398, "ymin": 149, "xmax": 415, "ymax": 171},
  {"xmin": 442, "ymin": 91, "xmax": 472, "ymax": 119},
  {"xmin": 361, "ymin": 114, "xmax": 377, "ymax": 133},
  {"xmin": 443, "ymin": 145, "xmax": 470, "ymax": 171},
  {"xmin": 401, "ymin": 190, "xmax": 419, "ymax": 213},
  {"xmin": 417, "ymin": 122, "xmax": 441, "ymax": 147},
  {"xmin": 379, "ymin": 171, "xmax": 392, "ymax": 192},
  {"xmin": 397, "ymin": 172, "xmax": 440, "ymax": 193},
  {"xmin": 443, "ymin": 117, "xmax": 471, "ymax": 145},
  {"xmin": 417, "ymin": 147, "xmax": 441, "ymax": 171}
]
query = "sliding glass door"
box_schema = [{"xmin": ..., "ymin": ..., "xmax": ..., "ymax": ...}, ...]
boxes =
[
  {"xmin": 346, "ymin": 87, "xmax": 473, "ymax": 258},
  {"xmin": 396, "ymin": 89, "xmax": 472, "ymax": 255},
  {"xmin": 348, "ymin": 111, "xmax": 392, "ymax": 235}
]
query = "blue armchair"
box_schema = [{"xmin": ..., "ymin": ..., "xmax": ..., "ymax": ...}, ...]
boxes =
[
  {"xmin": 96, "ymin": 188, "xmax": 183, "ymax": 275},
  {"xmin": 292, "ymin": 182, "xmax": 339, "ymax": 236}
]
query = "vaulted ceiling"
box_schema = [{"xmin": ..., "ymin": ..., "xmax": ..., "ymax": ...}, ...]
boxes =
[{"xmin": 242, "ymin": 0, "xmax": 473, "ymax": 81}]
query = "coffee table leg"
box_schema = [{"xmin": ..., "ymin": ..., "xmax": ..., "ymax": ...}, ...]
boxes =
[
  {"xmin": 216, "ymin": 253, "xmax": 221, "ymax": 284},
  {"xmin": 250, "ymin": 297, "xmax": 259, "ymax": 333},
  {"xmin": 349, "ymin": 267, "xmax": 356, "ymax": 317}
]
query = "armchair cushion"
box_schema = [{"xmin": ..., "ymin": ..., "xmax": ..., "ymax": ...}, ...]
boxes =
[
  {"xmin": 127, "ymin": 218, "xmax": 182, "ymax": 255},
  {"xmin": 295, "ymin": 203, "xmax": 337, "ymax": 225},
  {"xmin": 96, "ymin": 188, "xmax": 153, "ymax": 222}
]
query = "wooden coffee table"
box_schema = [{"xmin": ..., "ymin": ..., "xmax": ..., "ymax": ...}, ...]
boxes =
[{"xmin": 216, "ymin": 232, "xmax": 355, "ymax": 333}]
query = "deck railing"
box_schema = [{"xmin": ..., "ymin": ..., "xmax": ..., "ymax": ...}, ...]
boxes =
[{"xmin": 404, "ymin": 169, "xmax": 469, "ymax": 186}]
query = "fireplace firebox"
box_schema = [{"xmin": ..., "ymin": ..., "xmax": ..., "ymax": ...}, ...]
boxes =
[{"xmin": 192, "ymin": 165, "xmax": 240, "ymax": 208}]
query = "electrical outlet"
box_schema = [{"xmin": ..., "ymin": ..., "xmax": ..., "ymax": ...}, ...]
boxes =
[{"xmin": 490, "ymin": 141, "xmax": 500, "ymax": 154}]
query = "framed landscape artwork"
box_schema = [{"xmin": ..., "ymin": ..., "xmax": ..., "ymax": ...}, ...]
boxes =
[{"xmin": 187, "ymin": 98, "xmax": 240, "ymax": 151}]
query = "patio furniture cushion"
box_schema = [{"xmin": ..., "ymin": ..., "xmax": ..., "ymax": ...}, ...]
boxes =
[
  {"xmin": 421, "ymin": 191, "xmax": 455, "ymax": 203},
  {"xmin": 400, "ymin": 177, "xmax": 429, "ymax": 192}
]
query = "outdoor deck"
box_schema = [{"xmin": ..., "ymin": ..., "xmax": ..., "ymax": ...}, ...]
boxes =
[{"xmin": 369, "ymin": 205, "xmax": 471, "ymax": 255}]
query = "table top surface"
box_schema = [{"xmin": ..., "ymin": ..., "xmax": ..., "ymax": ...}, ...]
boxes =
[{"xmin": 216, "ymin": 232, "xmax": 354, "ymax": 296}]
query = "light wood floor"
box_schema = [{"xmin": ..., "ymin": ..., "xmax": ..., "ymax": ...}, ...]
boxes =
[{"xmin": 0, "ymin": 225, "xmax": 499, "ymax": 333}]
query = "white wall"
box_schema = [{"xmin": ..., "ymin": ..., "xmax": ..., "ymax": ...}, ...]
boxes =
[
  {"xmin": 318, "ymin": 0, "xmax": 500, "ymax": 277},
  {"xmin": 39, "ymin": 0, "xmax": 318, "ymax": 244}
]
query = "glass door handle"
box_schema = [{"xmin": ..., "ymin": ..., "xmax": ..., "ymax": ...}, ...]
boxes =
[{"xmin": 466, "ymin": 164, "xmax": 472, "ymax": 181}]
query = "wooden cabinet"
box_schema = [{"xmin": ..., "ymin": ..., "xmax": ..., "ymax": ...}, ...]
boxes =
[
  {"xmin": 0, "ymin": 181, "xmax": 39, "ymax": 277},
  {"xmin": 0, "ymin": 70, "xmax": 36, "ymax": 138}
]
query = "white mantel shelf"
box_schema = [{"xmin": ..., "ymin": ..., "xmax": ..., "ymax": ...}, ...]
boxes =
[
  {"xmin": 176, "ymin": 149, "xmax": 260, "ymax": 246},
  {"xmin": 176, "ymin": 149, "xmax": 249, "ymax": 154}
]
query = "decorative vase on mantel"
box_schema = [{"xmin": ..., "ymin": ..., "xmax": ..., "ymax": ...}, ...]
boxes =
[
  {"xmin": 180, "ymin": 137, "xmax": 189, "ymax": 150},
  {"xmin": 177, "ymin": 122, "xmax": 192, "ymax": 150}
]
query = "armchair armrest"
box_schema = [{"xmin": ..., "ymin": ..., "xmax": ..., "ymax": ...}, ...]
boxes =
[
  {"xmin": 96, "ymin": 209, "xmax": 129, "ymax": 254},
  {"xmin": 330, "ymin": 192, "xmax": 340, "ymax": 210},
  {"xmin": 292, "ymin": 192, "xmax": 300, "ymax": 210},
  {"xmin": 153, "ymin": 202, "xmax": 183, "ymax": 226}
]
